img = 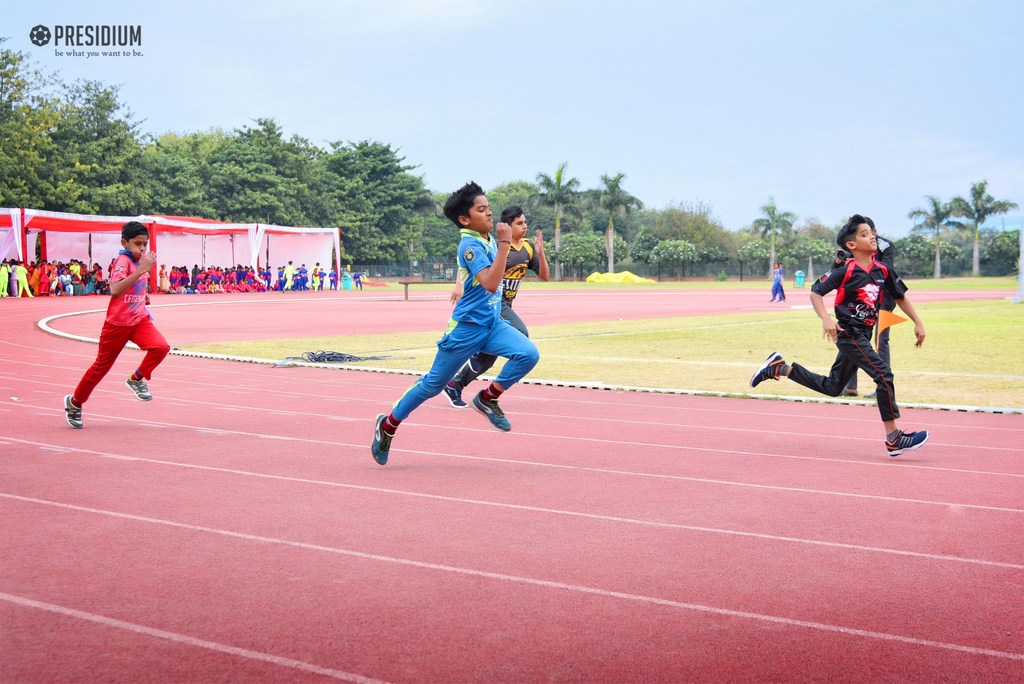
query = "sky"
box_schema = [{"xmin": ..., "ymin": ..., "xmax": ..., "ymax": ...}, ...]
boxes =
[{"xmin": 5, "ymin": 0, "xmax": 1023, "ymax": 237}]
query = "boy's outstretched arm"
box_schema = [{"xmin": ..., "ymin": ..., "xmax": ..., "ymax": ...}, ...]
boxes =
[
  {"xmin": 894, "ymin": 295, "xmax": 926, "ymax": 347},
  {"xmin": 534, "ymin": 231, "xmax": 550, "ymax": 281},
  {"xmin": 810, "ymin": 292, "xmax": 841, "ymax": 343}
]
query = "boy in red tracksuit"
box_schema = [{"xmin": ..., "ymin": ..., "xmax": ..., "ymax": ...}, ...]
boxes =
[{"xmin": 64, "ymin": 222, "xmax": 171, "ymax": 429}]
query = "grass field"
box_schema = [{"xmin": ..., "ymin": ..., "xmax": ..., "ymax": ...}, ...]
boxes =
[{"xmin": 184, "ymin": 278, "xmax": 1023, "ymax": 410}]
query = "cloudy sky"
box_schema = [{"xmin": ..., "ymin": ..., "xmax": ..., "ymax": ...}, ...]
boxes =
[{"xmin": 7, "ymin": 0, "xmax": 1023, "ymax": 236}]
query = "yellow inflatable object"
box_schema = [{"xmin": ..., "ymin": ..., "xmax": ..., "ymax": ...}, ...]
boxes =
[{"xmin": 584, "ymin": 271, "xmax": 656, "ymax": 283}]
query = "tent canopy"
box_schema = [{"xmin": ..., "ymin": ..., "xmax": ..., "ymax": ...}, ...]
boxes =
[{"xmin": 1, "ymin": 208, "xmax": 341, "ymax": 283}]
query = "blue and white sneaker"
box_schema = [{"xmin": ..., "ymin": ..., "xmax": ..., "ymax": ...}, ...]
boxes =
[
  {"xmin": 371, "ymin": 414, "xmax": 394, "ymax": 465},
  {"xmin": 443, "ymin": 382, "xmax": 467, "ymax": 408},
  {"xmin": 886, "ymin": 430, "xmax": 929, "ymax": 457},
  {"xmin": 472, "ymin": 391, "xmax": 511, "ymax": 432},
  {"xmin": 750, "ymin": 352, "xmax": 785, "ymax": 388}
]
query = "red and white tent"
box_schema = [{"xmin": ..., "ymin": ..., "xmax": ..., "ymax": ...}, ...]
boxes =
[{"xmin": 1, "ymin": 208, "xmax": 341, "ymax": 285}]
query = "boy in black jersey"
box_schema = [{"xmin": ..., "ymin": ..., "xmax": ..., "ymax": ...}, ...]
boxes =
[
  {"xmin": 443, "ymin": 205, "xmax": 549, "ymax": 407},
  {"xmin": 750, "ymin": 214, "xmax": 930, "ymax": 457}
]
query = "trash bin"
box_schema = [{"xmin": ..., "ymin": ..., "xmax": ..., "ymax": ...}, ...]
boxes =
[
  {"xmin": 342, "ymin": 272, "xmax": 353, "ymax": 290},
  {"xmin": 795, "ymin": 270, "xmax": 805, "ymax": 287}
]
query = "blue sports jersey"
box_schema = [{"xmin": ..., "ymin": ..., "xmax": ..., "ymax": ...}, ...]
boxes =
[{"xmin": 452, "ymin": 228, "xmax": 502, "ymax": 327}]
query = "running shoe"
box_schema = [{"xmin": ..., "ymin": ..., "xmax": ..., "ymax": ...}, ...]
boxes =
[
  {"xmin": 126, "ymin": 378, "xmax": 153, "ymax": 401},
  {"xmin": 443, "ymin": 382, "xmax": 467, "ymax": 408},
  {"xmin": 885, "ymin": 430, "xmax": 929, "ymax": 457},
  {"xmin": 750, "ymin": 352, "xmax": 786, "ymax": 388},
  {"xmin": 371, "ymin": 414, "xmax": 393, "ymax": 465},
  {"xmin": 64, "ymin": 394, "xmax": 83, "ymax": 429},
  {"xmin": 472, "ymin": 392, "xmax": 511, "ymax": 432}
]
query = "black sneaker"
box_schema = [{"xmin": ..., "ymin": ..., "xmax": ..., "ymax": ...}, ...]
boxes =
[
  {"xmin": 750, "ymin": 352, "xmax": 786, "ymax": 388},
  {"xmin": 126, "ymin": 378, "xmax": 153, "ymax": 401},
  {"xmin": 371, "ymin": 414, "xmax": 394, "ymax": 465},
  {"xmin": 64, "ymin": 395, "xmax": 83, "ymax": 429},
  {"xmin": 443, "ymin": 382, "xmax": 468, "ymax": 408},
  {"xmin": 886, "ymin": 430, "xmax": 929, "ymax": 457},
  {"xmin": 472, "ymin": 391, "xmax": 511, "ymax": 432}
]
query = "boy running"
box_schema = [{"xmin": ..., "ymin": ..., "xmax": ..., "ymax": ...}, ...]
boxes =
[
  {"xmin": 749, "ymin": 214, "xmax": 929, "ymax": 456},
  {"xmin": 64, "ymin": 222, "xmax": 171, "ymax": 429},
  {"xmin": 443, "ymin": 205, "xmax": 549, "ymax": 407},
  {"xmin": 371, "ymin": 182, "xmax": 541, "ymax": 465}
]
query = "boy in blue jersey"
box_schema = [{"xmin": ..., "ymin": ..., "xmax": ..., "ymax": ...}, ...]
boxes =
[
  {"xmin": 749, "ymin": 215, "xmax": 929, "ymax": 457},
  {"xmin": 371, "ymin": 182, "xmax": 541, "ymax": 465}
]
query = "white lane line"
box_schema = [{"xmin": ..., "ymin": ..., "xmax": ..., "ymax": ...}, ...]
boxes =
[
  {"xmin": 3, "ymin": 443, "xmax": 1022, "ymax": 567},
  {"xmin": 0, "ymin": 592, "xmax": 390, "ymax": 683},
  {"xmin": 3, "ymin": 495, "xmax": 1022, "ymax": 662},
  {"xmin": 5, "ymin": 391, "xmax": 1024, "ymax": 480}
]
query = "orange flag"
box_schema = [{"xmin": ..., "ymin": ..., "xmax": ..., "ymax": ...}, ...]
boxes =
[{"xmin": 877, "ymin": 309, "xmax": 908, "ymax": 336}]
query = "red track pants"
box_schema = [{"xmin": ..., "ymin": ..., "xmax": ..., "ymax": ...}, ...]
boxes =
[{"xmin": 73, "ymin": 318, "xmax": 170, "ymax": 404}]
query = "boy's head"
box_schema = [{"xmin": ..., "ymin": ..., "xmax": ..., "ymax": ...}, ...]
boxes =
[
  {"xmin": 443, "ymin": 182, "xmax": 491, "ymax": 233},
  {"xmin": 501, "ymin": 206, "xmax": 528, "ymax": 240},
  {"xmin": 837, "ymin": 214, "xmax": 876, "ymax": 254},
  {"xmin": 120, "ymin": 221, "xmax": 149, "ymax": 261}
]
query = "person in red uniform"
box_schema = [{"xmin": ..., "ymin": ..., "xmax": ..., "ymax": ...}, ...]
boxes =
[{"xmin": 63, "ymin": 222, "xmax": 171, "ymax": 429}]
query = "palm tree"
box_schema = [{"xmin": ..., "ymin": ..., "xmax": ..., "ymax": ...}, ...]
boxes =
[
  {"xmin": 595, "ymin": 173, "xmax": 643, "ymax": 273},
  {"xmin": 533, "ymin": 163, "xmax": 581, "ymax": 281},
  {"xmin": 750, "ymin": 197, "xmax": 796, "ymax": 276},
  {"xmin": 907, "ymin": 196, "xmax": 963, "ymax": 278},
  {"xmin": 950, "ymin": 181, "xmax": 1019, "ymax": 276}
]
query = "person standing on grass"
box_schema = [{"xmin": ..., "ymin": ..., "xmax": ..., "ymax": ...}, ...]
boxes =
[
  {"xmin": 443, "ymin": 204, "xmax": 549, "ymax": 407},
  {"xmin": 64, "ymin": 221, "xmax": 171, "ymax": 429},
  {"xmin": 749, "ymin": 214, "xmax": 929, "ymax": 457},
  {"xmin": 770, "ymin": 261, "xmax": 786, "ymax": 302},
  {"xmin": 371, "ymin": 182, "xmax": 540, "ymax": 465}
]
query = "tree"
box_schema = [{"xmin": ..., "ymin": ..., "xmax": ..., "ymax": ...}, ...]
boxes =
[
  {"xmin": 551, "ymin": 231, "xmax": 604, "ymax": 279},
  {"xmin": 650, "ymin": 239, "xmax": 698, "ymax": 279},
  {"xmin": 533, "ymin": 163, "xmax": 581, "ymax": 281},
  {"xmin": 950, "ymin": 181, "xmax": 1019, "ymax": 276},
  {"xmin": 738, "ymin": 239, "xmax": 771, "ymax": 280},
  {"xmin": 595, "ymin": 172, "xmax": 643, "ymax": 273},
  {"xmin": 786, "ymin": 238, "xmax": 833, "ymax": 281},
  {"xmin": 908, "ymin": 196, "xmax": 963, "ymax": 278},
  {"xmin": 982, "ymin": 229, "xmax": 1020, "ymax": 277},
  {"xmin": 750, "ymin": 196, "xmax": 796, "ymax": 277},
  {"xmin": 629, "ymin": 226, "xmax": 660, "ymax": 266}
]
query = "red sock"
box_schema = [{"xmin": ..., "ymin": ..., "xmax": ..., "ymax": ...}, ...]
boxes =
[
  {"xmin": 482, "ymin": 383, "xmax": 503, "ymax": 402},
  {"xmin": 130, "ymin": 369, "xmax": 143, "ymax": 381},
  {"xmin": 383, "ymin": 413, "xmax": 401, "ymax": 434}
]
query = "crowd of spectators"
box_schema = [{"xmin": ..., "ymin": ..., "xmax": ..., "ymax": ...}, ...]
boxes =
[{"xmin": 1, "ymin": 259, "xmax": 363, "ymax": 298}]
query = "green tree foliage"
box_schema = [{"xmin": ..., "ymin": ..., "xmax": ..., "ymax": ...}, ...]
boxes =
[
  {"xmin": 651, "ymin": 201, "xmax": 728, "ymax": 251},
  {"xmin": 551, "ymin": 231, "xmax": 605, "ymax": 278},
  {"xmin": 0, "ymin": 41, "xmax": 80, "ymax": 210},
  {"xmin": 982, "ymin": 230, "xmax": 1020, "ymax": 276},
  {"xmin": 750, "ymin": 196, "xmax": 796, "ymax": 277},
  {"xmin": 532, "ymin": 163, "xmax": 582, "ymax": 280},
  {"xmin": 594, "ymin": 173, "xmax": 643, "ymax": 273},
  {"xmin": 785, "ymin": 238, "xmax": 834, "ymax": 281},
  {"xmin": 908, "ymin": 195, "xmax": 963, "ymax": 278},
  {"xmin": 650, "ymin": 239, "xmax": 698, "ymax": 277},
  {"xmin": 949, "ymin": 181, "xmax": 1019, "ymax": 276},
  {"xmin": 629, "ymin": 226, "xmax": 659, "ymax": 264}
]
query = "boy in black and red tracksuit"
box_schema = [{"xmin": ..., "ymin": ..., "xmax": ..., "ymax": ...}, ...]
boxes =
[{"xmin": 750, "ymin": 214, "xmax": 930, "ymax": 457}]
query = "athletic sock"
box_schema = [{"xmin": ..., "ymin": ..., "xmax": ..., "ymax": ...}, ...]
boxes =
[
  {"xmin": 482, "ymin": 383, "xmax": 503, "ymax": 402},
  {"xmin": 130, "ymin": 369, "xmax": 143, "ymax": 382},
  {"xmin": 886, "ymin": 429, "xmax": 899, "ymax": 441},
  {"xmin": 382, "ymin": 413, "xmax": 401, "ymax": 435},
  {"xmin": 69, "ymin": 396, "xmax": 81, "ymax": 408},
  {"xmin": 779, "ymin": 363, "xmax": 790, "ymax": 377}
]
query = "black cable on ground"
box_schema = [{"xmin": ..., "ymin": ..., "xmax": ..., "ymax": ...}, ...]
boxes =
[{"xmin": 274, "ymin": 350, "xmax": 392, "ymax": 366}]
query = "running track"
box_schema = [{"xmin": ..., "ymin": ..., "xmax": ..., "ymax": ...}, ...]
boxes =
[{"xmin": 1, "ymin": 288, "xmax": 1022, "ymax": 682}]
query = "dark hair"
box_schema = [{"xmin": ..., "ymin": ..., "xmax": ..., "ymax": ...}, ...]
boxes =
[
  {"xmin": 443, "ymin": 181, "xmax": 485, "ymax": 227},
  {"xmin": 500, "ymin": 205, "xmax": 524, "ymax": 224},
  {"xmin": 121, "ymin": 221, "xmax": 149, "ymax": 241},
  {"xmin": 836, "ymin": 214, "xmax": 874, "ymax": 249}
]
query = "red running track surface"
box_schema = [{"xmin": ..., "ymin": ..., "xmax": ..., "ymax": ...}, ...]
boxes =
[{"xmin": 1, "ymin": 288, "xmax": 1022, "ymax": 682}]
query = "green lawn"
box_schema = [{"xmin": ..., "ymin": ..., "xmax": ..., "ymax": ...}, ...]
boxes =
[{"xmin": 184, "ymin": 280, "xmax": 1024, "ymax": 409}]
